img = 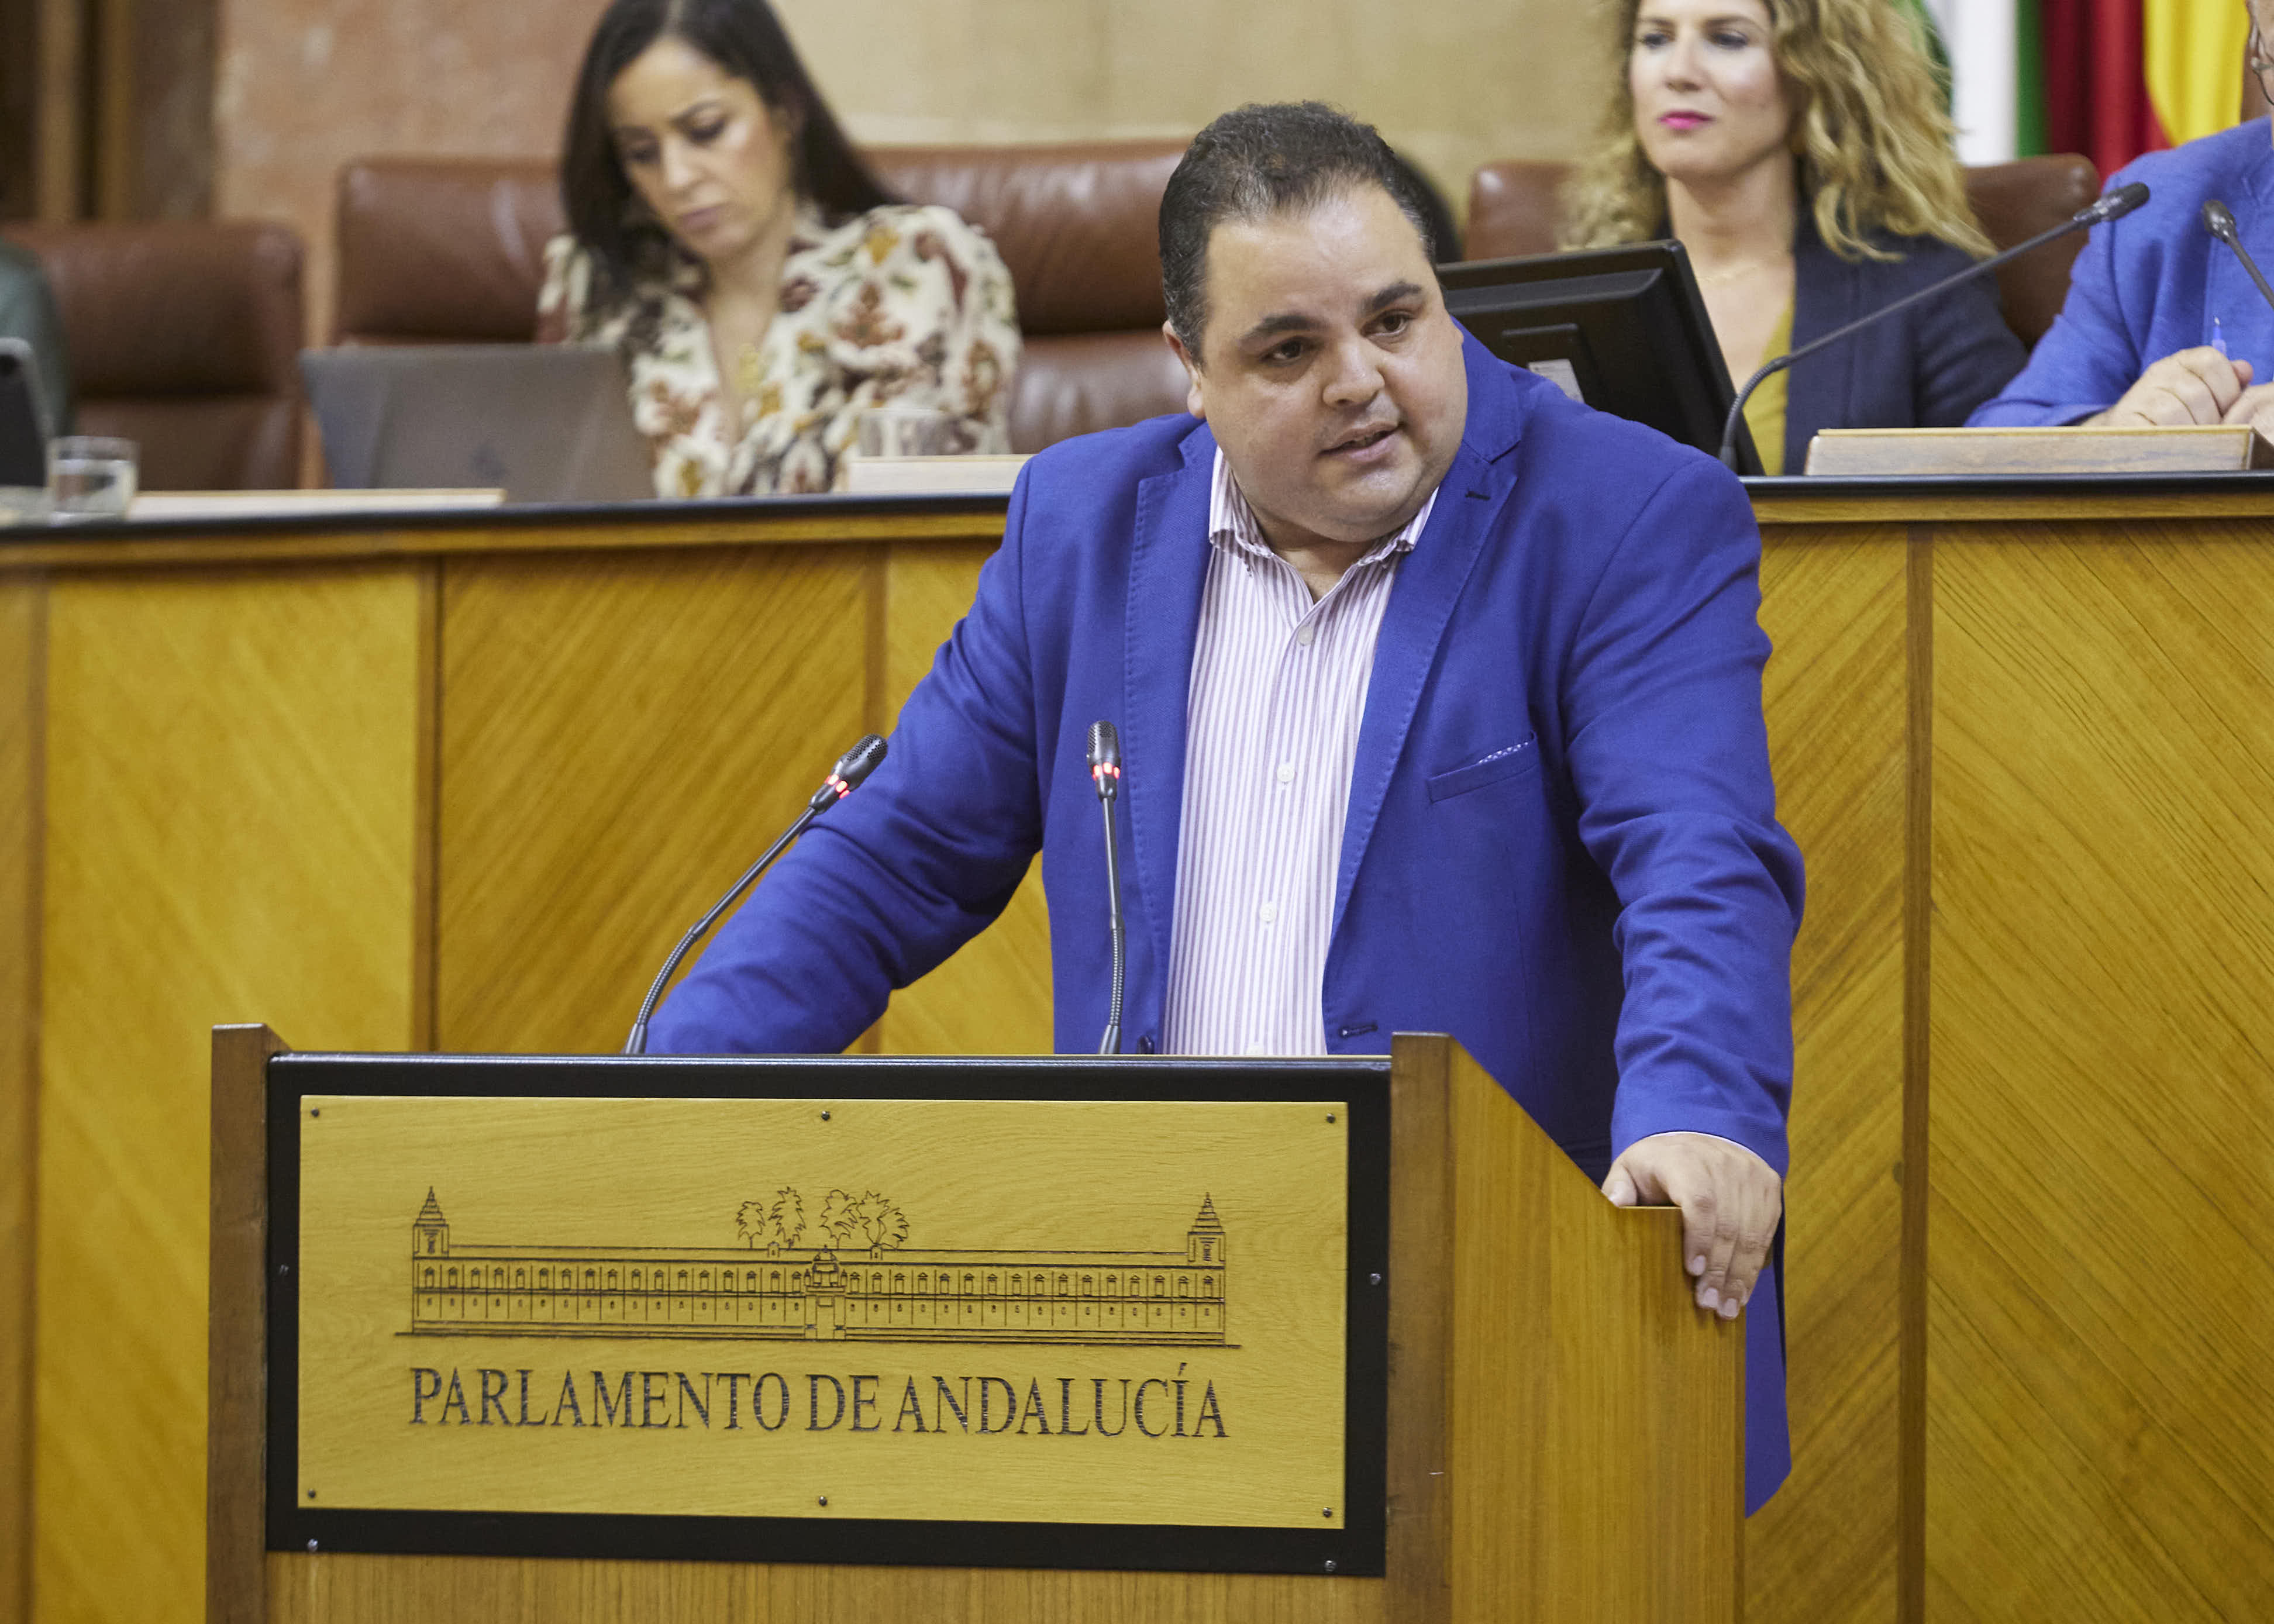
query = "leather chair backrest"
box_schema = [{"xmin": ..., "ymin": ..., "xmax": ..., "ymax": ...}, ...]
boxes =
[
  {"xmin": 1461, "ymin": 152, "xmax": 2103, "ymax": 349},
  {"xmin": 335, "ymin": 157, "xmax": 561, "ymax": 344},
  {"xmin": 2, "ymin": 220, "xmax": 304, "ymax": 490},
  {"xmin": 1460, "ymin": 160, "xmax": 1567, "ymax": 266},
  {"xmin": 870, "ymin": 142, "xmax": 1192, "ymax": 450},
  {"xmin": 1962, "ymin": 155, "xmax": 2102, "ymax": 346},
  {"xmin": 332, "ymin": 141, "xmax": 1195, "ymax": 453}
]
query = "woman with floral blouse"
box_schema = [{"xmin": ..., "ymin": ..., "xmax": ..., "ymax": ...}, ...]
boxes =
[{"xmin": 539, "ymin": 0, "xmax": 1020, "ymax": 497}]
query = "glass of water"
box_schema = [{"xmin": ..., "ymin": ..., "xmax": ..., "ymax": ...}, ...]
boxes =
[{"xmin": 47, "ymin": 436, "xmax": 139, "ymax": 519}]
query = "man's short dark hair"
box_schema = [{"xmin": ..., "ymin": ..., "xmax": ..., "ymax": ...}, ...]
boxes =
[{"xmin": 1159, "ymin": 102, "xmax": 1444, "ymax": 364}]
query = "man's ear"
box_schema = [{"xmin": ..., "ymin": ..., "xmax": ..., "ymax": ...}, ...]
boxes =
[{"xmin": 1163, "ymin": 321, "xmax": 1207, "ymax": 420}]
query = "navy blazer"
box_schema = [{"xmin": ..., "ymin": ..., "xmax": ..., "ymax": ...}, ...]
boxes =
[
  {"xmin": 1973, "ymin": 120, "xmax": 2274, "ymax": 425},
  {"xmin": 1781, "ymin": 215, "xmax": 2025, "ymax": 469},
  {"xmin": 652, "ymin": 334, "xmax": 1806, "ymax": 1509}
]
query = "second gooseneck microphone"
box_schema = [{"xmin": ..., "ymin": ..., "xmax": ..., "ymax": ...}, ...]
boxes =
[
  {"xmin": 1718, "ymin": 180, "xmax": 2152, "ymax": 470},
  {"xmin": 622, "ymin": 733, "xmax": 888, "ymax": 1056},
  {"xmin": 1087, "ymin": 720, "xmax": 1127, "ymax": 1056},
  {"xmin": 2202, "ymin": 200, "xmax": 2274, "ymax": 322}
]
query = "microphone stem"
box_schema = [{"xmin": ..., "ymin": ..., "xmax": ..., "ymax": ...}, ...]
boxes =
[
  {"xmin": 1097, "ymin": 790, "xmax": 1125, "ymax": 1056},
  {"xmin": 2220, "ymin": 230, "xmax": 2274, "ymax": 316},
  {"xmin": 1718, "ymin": 208, "xmax": 2106, "ymax": 470},
  {"xmin": 623, "ymin": 806, "xmax": 819, "ymax": 1056}
]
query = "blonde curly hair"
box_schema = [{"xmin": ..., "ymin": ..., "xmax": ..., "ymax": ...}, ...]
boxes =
[{"xmin": 1560, "ymin": 0, "xmax": 1991, "ymax": 262}]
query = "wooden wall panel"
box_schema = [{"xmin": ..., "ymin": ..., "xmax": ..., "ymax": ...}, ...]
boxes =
[
  {"xmin": 0, "ymin": 584, "xmax": 41, "ymax": 1624},
  {"xmin": 1926, "ymin": 526, "xmax": 2274, "ymax": 1618},
  {"xmin": 262, "ymin": 1551, "xmax": 1384, "ymax": 1621},
  {"xmin": 120, "ymin": 0, "xmax": 218, "ymax": 219},
  {"xmin": 35, "ymin": 564, "xmax": 423, "ymax": 1624},
  {"xmin": 0, "ymin": 0, "xmax": 35, "ymax": 222},
  {"xmin": 873, "ymin": 542, "xmax": 1051, "ymax": 1057},
  {"xmin": 33, "ymin": 0, "xmax": 82, "ymax": 222},
  {"xmin": 435, "ymin": 547, "xmax": 870, "ymax": 1055},
  {"xmin": 1745, "ymin": 527, "xmax": 1910, "ymax": 1624}
]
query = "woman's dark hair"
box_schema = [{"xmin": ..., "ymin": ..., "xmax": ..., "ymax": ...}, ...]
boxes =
[{"xmin": 561, "ymin": 0, "xmax": 894, "ymax": 297}]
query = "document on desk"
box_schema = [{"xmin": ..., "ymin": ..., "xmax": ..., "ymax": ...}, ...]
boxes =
[{"xmin": 126, "ymin": 488, "xmax": 506, "ymax": 520}]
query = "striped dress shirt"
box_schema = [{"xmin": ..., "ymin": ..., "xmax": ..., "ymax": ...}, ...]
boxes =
[{"xmin": 1160, "ymin": 450, "xmax": 1441, "ymax": 1056}]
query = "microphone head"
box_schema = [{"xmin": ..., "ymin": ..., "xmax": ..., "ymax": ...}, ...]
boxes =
[
  {"xmin": 833, "ymin": 733, "xmax": 888, "ymax": 791},
  {"xmin": 1087, "ymin": 719, "xmax": 1121, "ymax": 771},
  {"xmin": 812, "ymin": 733, "xmax": 886, "ymax": 809},
  {"xmin": 2204, "ymin": 198, "xmax": 2240, "ymax": 244},
  {"xmin": 2082, "ymin": 181, "xmax": 2149, "ymax": 226}
]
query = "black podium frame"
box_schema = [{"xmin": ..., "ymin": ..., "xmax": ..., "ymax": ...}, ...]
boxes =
[{"xmin": 260, "ymin": 1051, "xmax": 1393, "ymax": 1577}]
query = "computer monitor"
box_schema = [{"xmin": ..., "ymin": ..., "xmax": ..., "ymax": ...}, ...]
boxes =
[
  {"xmin": 0, "ymin": 340, "xmax": 47, "ymax": 488},
  {"xmin": 1440, "ymin": 242, "xmax": 1760, "ymax": 475}
]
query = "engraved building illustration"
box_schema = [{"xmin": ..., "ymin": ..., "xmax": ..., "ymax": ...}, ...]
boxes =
[{"xmin": 410, "ymin": 1190, "xmax": 1229, "ymax": 1345}]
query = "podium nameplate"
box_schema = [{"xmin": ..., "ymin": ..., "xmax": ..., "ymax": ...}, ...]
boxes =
[{"xmin": 266, "ymin": 1054, "xmax": 1390, "ymax": 1574}]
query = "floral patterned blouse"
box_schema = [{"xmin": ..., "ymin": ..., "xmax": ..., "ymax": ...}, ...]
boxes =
[{"xmin": 536, "ymin": 202, "xmax": 1020, "ymax": 497}]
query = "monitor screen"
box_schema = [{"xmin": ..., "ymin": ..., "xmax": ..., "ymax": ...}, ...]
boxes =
[
  {"xmin": 0, "ymin": 342, "xmax": 46, "ymax": 488},
  {"xmin": 1440, "ymin": 242, "xmax": 1759, "ymax": 475}
]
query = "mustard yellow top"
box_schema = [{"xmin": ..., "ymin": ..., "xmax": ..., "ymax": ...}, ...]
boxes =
[{"xmin": 1741, "ymin": 303, "xmax": 1795, "ymax": 476}]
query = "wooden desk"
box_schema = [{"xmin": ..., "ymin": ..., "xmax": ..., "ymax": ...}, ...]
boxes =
[
  {"xmin": 1750, "ymin": 478, "xmax": 2274, "ymax": 1622},
  {"xmin": 1, "ymin": 481, "xmax": 2269, "ymax": 1621}
]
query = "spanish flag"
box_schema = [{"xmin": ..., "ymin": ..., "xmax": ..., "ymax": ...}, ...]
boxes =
[{"xmin": 1926, "ymin": 0, "xmax": 2249, "ymax": 169}]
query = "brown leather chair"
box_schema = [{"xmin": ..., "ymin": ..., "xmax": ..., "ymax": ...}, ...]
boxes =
[
  {"xmin": 335, "ymin": 158, "xmax": 561, "ymax": 346},
  {"xmin": 1460, "ymin": 160, "xmax": 1570, "ymax": 266},
  {"xmin": 1461, "ymin": 153, "xmax": 2103, "ymax": 348},
  {"xmin": 1, "ymin": 221, "xmax": 304, "ymax": 489},
  {"xmin": 871, "ymin": 142, "xmax": 1193, "ymax": 452},
  {"xmin": 1963, "ymin": 156, "xmax": 2103, "ymax": 346},
  {"xmin": 333, "ymin": 142, "xmax": 1194, "ymax": 453}
]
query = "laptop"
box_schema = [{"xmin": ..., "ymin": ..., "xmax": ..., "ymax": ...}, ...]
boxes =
[{"xmin": 301, "ymin": 344, "xmax": 655, "ymax": 503}]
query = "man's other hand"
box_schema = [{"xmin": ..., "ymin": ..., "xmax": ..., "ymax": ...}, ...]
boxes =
[
  {"xmin": 2221, "ymin": 378, "xmax": 2274, "ymax": 443},
  {"xmin": 1601, "ymin": 1132, "xmax": 1782, "ymax": 1319},
  {"xmin": 2091, "ymin": 346, "xmax": 2253, "ymax": 426}
]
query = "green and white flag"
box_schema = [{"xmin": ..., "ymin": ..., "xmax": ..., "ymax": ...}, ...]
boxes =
[{"xmin": 1922, "ymin": 0, "xmax": 2035, "ymax": 164}]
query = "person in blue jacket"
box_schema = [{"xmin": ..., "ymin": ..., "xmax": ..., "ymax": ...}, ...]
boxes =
[
  {"xmin": 651, "ymin": 101, "xmax": 1805, "ymax": 1512},
  {"xmin": 1972, "ymin": 98, "xmax": 2274, "ymax": 429},
  {"xmin": 1564, "ymin": 0, "xmax": 2023, "ymax": 473}
]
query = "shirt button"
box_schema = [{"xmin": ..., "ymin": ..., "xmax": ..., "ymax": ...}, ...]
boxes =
[
  {"xmin": 1259, "ymin": 901, "xmax": 1279, "ymax": 924},
  {"xmin": 1276, "ymin": 761, "xmax": 1296, "ymax": 784},
  {"xmin": 1243, "ymin": 1042, "xmax": 1267, "ymax": 1057},
  {"xmin": 1295, "ymin": 623, "xmax": 1315, "ymax": 646}
]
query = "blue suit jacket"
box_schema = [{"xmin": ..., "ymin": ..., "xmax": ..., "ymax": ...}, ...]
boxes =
[
  {"xmin": 1784, "ymin": 216, "xmax": 2024, "ymax": 468},
  {"xmin": 1973, "ymin": 119, "xmax": 2274, "ymax": 425},
  {"xmin": 653, "ymin": 333, "xmax": 1806, "ymax": 1509}
]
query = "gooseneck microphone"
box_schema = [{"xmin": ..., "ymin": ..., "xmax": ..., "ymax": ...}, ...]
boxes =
[
  {"xmin": 622, "ymin": 733, "xmax": 888, "ymax": 1056},
  {"xmin": 2202, "ymin": 200, "xmax": 2274, "ymax": 319},
  {"xmin": 1087, "ymin": 720, "xmax": 1127, "ymax": 1056},
  {"xmin": 1718, "ymin": 180, "xmax": 2152, "ymax": 469}
]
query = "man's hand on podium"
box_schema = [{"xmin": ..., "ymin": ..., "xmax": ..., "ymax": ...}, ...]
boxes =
[
  {"xmin": 2089, "ymin": 346, "xmax": 2255, "ymax": 428},
  {"xmin": 1601, "ymin": 1133, "xmax": 1782, "ymax": 1320}
]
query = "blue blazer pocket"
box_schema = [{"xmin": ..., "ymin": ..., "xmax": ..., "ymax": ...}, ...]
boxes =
[{"xmin": 1425, "ymin": 735, "xmax": 1539, "ymax": 803}]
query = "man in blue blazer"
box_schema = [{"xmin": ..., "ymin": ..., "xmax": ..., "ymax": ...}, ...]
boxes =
[
  {"xmin": 1972, "ymin": 109, "xmax": 2274, "ymax": 428},
  {"xmin": 653, "ymin": 102, "xmax": 1804, "ymax": 1511}
]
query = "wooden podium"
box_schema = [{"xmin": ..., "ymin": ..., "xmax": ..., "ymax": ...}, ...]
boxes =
[{"xmin": 207, "ymin": 1025, "xmax": 1742, "ymax": 1623}]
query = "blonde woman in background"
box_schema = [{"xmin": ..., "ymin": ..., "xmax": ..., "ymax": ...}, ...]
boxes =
[{"xmin": 1563, "ymin": 0, "xmax": 2024, "ymax": 473}]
